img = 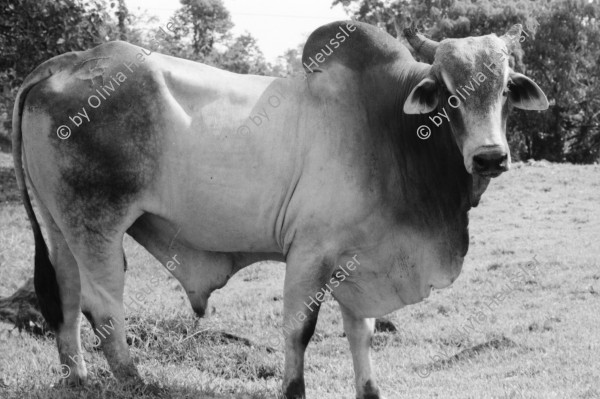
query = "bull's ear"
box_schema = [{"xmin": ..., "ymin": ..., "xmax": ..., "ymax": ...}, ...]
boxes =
[
  {"xmin": 403, "ymin": 77, "xmax": 438, "ymax": 114},
  {"xmin": 508, "ymin": 72, "xmax": 549, "ymax": 110}
]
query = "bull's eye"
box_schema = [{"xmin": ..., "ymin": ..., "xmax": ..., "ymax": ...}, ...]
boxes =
[{"xmin": 504, "ymin": 80, "xmax": 516, "ymax": 97}]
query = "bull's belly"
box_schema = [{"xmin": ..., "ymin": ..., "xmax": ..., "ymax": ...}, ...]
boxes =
[
  {"xmin": 148, "ymin": 198, "xmax": 284, "ymax": 254},
  {"xmin": 144, "ymin": 157, "xmax": 290, "ymax": 253}
]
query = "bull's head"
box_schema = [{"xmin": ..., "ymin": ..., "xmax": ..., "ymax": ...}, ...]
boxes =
[{"xmin": 402, "ymin": 25, "xmax": 548, "ymax": 178}]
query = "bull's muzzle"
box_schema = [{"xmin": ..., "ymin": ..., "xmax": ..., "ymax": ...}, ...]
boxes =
[{"xmin": 472, "ymin": 150, "xmax": 509, "ymax": 177}]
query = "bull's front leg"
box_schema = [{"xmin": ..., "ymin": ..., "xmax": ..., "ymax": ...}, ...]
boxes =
[
  {"xmin": 281, "ymin": 251, "xmax": 327, "ymax": 399},
  {"xmin": 339, "ymin": 303, "xmax": 386, "ymax": 399}
]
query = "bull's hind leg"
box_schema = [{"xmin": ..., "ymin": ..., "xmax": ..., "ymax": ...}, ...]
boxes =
[
  {"xmin": 60, "ymin": 214, "xmax": 142, "ymax": 384},
  {"xmin": 34, "ymin": 200, "xmax": 88, "ymax": 386}
]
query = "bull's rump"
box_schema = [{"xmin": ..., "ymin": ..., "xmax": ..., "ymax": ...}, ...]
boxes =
[{"xmin": 20, "ymin": 41, "xmax": 301, "ymax": 253}]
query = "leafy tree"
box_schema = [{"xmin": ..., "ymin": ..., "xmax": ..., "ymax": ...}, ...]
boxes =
[
  {"xmin": 0, "ymin": 0, "xmax": 122, "ymax": 88},
  {"xmin": 515, "ymin": 0, "xmax": 600, "ymax": 163},
  {"xmin": 170, "ymin": 0, "xmax": 233, "ymax": 60},
  {"xmin": 125, "ymin": 11, "xmax": 187, "ymax": 57},
  {"xmin": 270, "ymin": 46, "xmax": 304, "ymax": 77},
  {"xmin": 0, "ymin": 0, "xmax": 120, "ymax": 137},
  {"xmin": 120, "ymin": 0, "xmax": 272, "ymax": 76},
  {"xmin": 212, "ymin": 33, "xmax": 269, "ymax": 74},
  {"xmin": 115, "ymin": 0, "xmax": 131, "ymax": 40}
]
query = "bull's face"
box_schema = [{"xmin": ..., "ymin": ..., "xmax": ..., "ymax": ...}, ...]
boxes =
[{"xmin": 403, "ymin": 25, "xmax": 548, "ymax": 177}]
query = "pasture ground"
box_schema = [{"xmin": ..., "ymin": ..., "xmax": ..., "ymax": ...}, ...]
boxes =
[{"xmin": 1, "ymin": 151, "xmax": 599, "ymax": 399}]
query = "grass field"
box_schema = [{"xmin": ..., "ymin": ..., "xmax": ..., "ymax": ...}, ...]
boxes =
[{"xmin": 1, "ymin": 151, "xmax": 599, "ymax": 399}]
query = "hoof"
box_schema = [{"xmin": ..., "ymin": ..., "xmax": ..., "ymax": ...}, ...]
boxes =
[
  {"xmin": 51, "ymin": 365, "xmax": 87, "ymax": 388},
  {"xmin": 282, "ymin": 377, "xmax": 305, "ymax": 398},
  {"xmin": 51, "ymin": 376, "xmax": 86, "ymax": 389},
  {"xmin": 358, "ymin": 380, "xmax": 383, "ymax": 399}
]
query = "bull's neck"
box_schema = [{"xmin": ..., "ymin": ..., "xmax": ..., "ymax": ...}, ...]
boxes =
[{"xmin": 363, "ymin": 63, "xmax": 472, "ymax": 229}]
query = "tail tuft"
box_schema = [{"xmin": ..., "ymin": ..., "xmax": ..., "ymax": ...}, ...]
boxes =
[{"xmin": 33, "ymin": 231, "xmax": 63, "ymax": 331}]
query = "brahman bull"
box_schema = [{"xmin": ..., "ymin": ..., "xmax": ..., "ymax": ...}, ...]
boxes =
[{"xmin": 12, "ymin": 20, "xmax": 547, "ymax": 398}]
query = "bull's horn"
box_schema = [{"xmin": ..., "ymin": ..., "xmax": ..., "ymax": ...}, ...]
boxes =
[
  {"xmin": 501, "ymin": 24, "xmax": 523, "ymax": 51},
  {"xmin": 403, "ymin": 25, "xmax": 439, "ymax": 63}
]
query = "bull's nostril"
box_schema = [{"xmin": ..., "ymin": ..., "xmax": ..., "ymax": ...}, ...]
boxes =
[
  {"xmin": 472, "ymin": 152, "xmax": 508, "ymax": 173},
  {"xmin": 473, "ymin": 155, "xmax": 488, "ymax": 171},
  {"xmin": 497, "ymin": 154, "xmax": 508, "ymax": 168},
  {"xmin": 493, "ymin": 154, "xmax": 508, "ymax": 170}
]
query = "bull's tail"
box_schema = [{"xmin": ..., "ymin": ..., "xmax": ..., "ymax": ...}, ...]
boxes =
[{"xmin": 12, "ymin": 53, "xmax": 78, "ymax": 330}]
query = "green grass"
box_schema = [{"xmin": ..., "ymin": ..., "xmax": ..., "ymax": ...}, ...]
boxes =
[{"xmin": 1, "ymin": 154, "xmax": 599, "ymax": 398}]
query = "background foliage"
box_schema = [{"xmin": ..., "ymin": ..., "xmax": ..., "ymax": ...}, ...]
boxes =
[{"xmin": 0, "ymin": 0, "xmax": 598, "ymax": 162}]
